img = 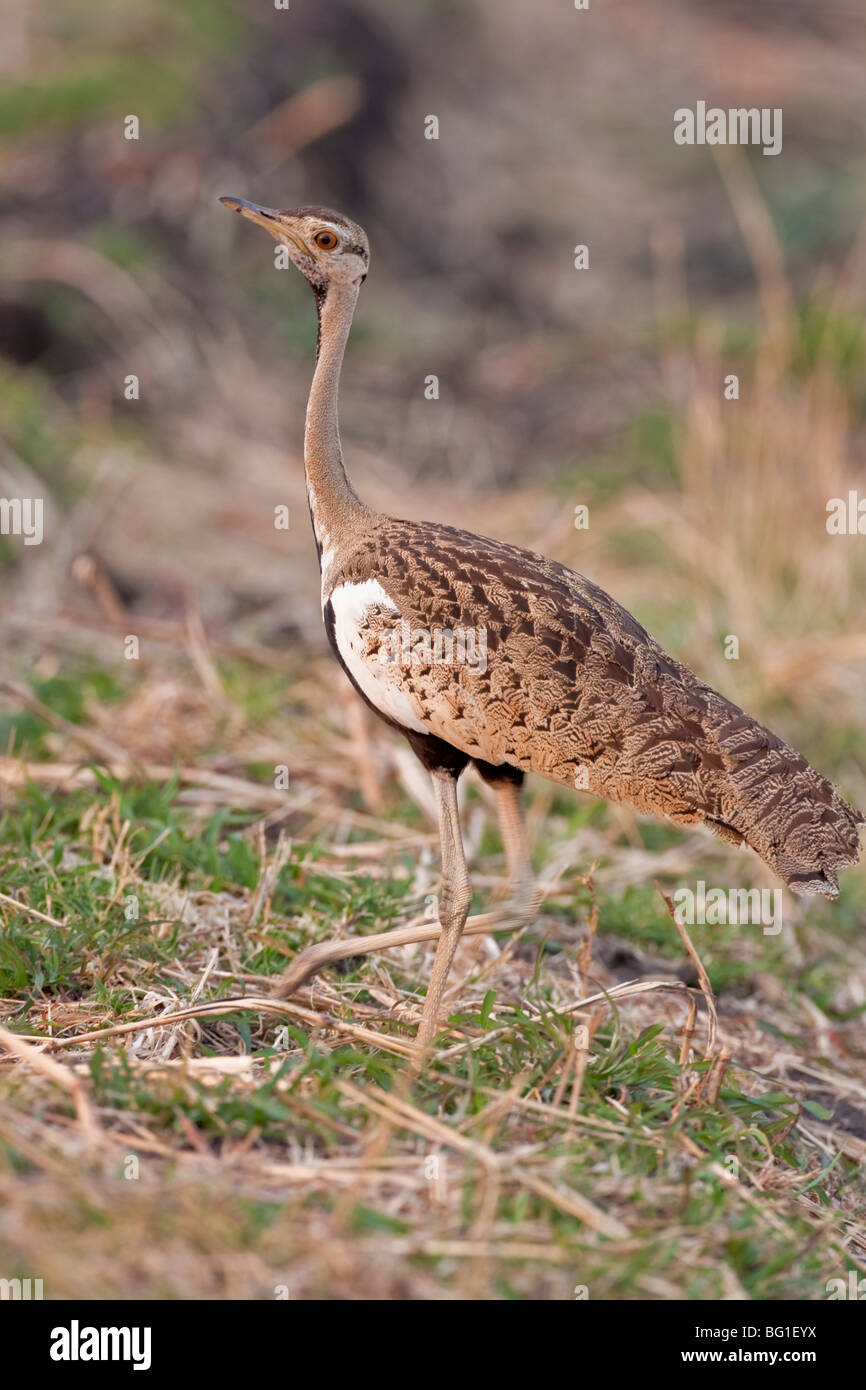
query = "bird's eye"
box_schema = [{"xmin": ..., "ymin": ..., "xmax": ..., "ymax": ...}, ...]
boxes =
[{"xmin": 314, "ymin": 230, "xmax": 338, "ymax": 250}]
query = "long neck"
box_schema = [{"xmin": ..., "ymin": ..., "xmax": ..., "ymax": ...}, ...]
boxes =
[{"xmin": 304, "ymin": 278, "xmax": 368, "ymax": 561}]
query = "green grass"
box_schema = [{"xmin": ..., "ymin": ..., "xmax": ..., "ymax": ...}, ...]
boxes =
[{"xmin": 0, "ymin": 659, "xmax": 864, "ymax": 1299}]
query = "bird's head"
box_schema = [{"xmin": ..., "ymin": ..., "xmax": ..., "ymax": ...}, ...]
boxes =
[{"xmin": 219, "ymin": 198, "xmax": 369, "ymax": 294}]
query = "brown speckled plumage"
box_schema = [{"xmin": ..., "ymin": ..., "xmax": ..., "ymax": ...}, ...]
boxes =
[{"xmin": 329, "ymin": 516, "xmax": 862, "ymax": 897}]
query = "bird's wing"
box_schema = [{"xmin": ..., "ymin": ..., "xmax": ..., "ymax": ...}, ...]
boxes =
[{"xmin": 328, "ymin": 516, "xmax": 863, "ymax": 895}]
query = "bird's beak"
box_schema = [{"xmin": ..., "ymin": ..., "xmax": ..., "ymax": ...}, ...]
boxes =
[
  {"xmin": 219, "ymin": 196, "xmax": 308, "ymax": 255},
  {"xmin": 219, "ymin": 195, "xmax": 279, "ymax": 227}
]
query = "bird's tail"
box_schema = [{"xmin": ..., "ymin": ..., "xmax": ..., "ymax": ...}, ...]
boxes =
[{"xmin": 703, "ymin": 720, "xmax": 863, "ymax": 897}]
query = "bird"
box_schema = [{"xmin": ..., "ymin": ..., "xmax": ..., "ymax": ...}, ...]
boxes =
[{"xmin": 219, "ymin": 196, "xmax": 863, "ymax": 1050}]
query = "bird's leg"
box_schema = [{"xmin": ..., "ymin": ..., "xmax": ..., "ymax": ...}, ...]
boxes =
[
  {"xmin": 270, "ymin": 767, "xmax": 545, "ymax": 1007},
  {"xmin": 416, "ymin": 769, "xmax": 473, "ymax": 1051},
  {"xmin": 471, "ymin": 762, "xmax": 542, "ymax": 931},
  {"xmin": 489, "ymin": 774, "xmax": 542, "ymax": 928},
  {"xmin": 272, "ymin": 733, "xmax": 476, "ymax": 1020}
]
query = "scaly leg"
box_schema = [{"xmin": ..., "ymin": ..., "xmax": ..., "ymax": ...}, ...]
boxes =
[
  {"xmin": 416, "ymin": 769, "xmax": 472, "ymax": 1051},
  {"xmin": 489, "ymin": 773, "xmax": 542, "ymax": 928}
]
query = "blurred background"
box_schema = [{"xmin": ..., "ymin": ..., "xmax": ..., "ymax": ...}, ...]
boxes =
[
  {"xmin": 2, "ymin": 0, "xmax": 866, "ymax": 784},
  {"xmin": 1, "ymin": 0, "xmax": 866, "ymax": 1304},
  {"xmin": 0, "ymin": 0, "xmax": 864, "ymax": 791}
]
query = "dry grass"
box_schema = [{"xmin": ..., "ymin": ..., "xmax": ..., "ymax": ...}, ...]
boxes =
[{"xmin": 0, "ymin": 635, "xmax": 864, "ymax": 1299}]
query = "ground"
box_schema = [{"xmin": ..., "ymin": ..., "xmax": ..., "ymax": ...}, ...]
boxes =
[{"xmin": 0, "ymin": 650, "xmax": 864, "ymax": 1300}]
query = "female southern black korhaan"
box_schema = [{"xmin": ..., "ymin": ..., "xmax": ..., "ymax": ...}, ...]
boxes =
[{"xmin": 220, "ymin": 197, "xmax": 862, "ymax": 1049}]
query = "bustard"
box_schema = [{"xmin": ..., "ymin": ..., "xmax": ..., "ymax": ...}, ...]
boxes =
[{"xmin": 220, "ymin": 197, "xmax": 863, "ymax": 1050}]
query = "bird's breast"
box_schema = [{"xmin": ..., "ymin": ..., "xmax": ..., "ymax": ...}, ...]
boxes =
[
  {"xmin": 325, "ymin": 577, "xmax": 501, "ymax": 761},
  {"xmin": 327, "ymin": 578, "xmax": 430, "ymax": 735}
]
